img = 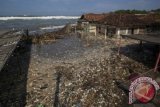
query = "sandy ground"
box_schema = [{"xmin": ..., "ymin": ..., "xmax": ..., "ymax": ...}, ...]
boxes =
[
  {"xmin": 0, "ymin": 32, "xmax": 159, "ymax": 107},
  {"xmin": 26, "ymin": 33, "xmax": 156, "ymax": 107}
]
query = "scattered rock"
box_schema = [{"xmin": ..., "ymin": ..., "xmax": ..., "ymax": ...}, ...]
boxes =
[{"xmin": 40, "ymin": 84, "xmax": 48, "ymax": 90}]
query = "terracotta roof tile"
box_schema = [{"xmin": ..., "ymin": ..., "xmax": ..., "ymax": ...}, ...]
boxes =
[
  {"xmin": 100, "ymin": 13, "xmax": 145, "ymax": 28},
  {"xmin": 80, "ymin": 13, "xmax": 107, "ymax": 22},
  {"xmin": 136, "ymin": 13, "xmax": 160, "ymax": 25}
]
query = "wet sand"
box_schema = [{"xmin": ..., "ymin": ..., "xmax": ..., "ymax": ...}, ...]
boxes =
[{"xmin": 0, "ymin": 30, "xmax": 9, "ymax": 36}]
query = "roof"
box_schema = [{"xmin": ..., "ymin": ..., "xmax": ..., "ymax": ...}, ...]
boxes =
[
  {"xmin": 121, "ymin": 34, "xmax": 160, "ymax": 45},
  {"xmin": 79, "ymin": 13, "xmax": 160, "ymax": 28},
  {"xmin": 0, "ymin": 31, "xmax": 21, "ymax": 71},
  {"xmin": 136, "ymin": 13, "xmax": 160, "ymax": 25},
  {"xmin": 80, "ymin": 13, "xmax": 108, "ymax": 22},
  {"xmin": 100, "ymin": 13, "xmax": 146, "ymax": 28}
]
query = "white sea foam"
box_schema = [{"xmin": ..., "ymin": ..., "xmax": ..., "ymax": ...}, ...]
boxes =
[
  {"xmin": 40, "ymin": 25, "xmax": 65, "ymax": 30},
  {"xmin": 40, "ymin": 23, "xmax": 78, "ymax": 30},
  {"xmin": 0, "ymin": 16, "xmax": 80, "ymax": 20}
]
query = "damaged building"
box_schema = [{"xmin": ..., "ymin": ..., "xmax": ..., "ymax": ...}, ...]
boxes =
[
  {"xmin": 78, "ymin": 13, "xmax": 107, "ymax": 36},
  {"xmin": 78, "ymin": 13, "xmax": 160, "ymax": 38}
]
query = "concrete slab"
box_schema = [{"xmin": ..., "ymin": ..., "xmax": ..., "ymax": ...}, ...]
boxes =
[{"xmin": 0, "ymin": 31, "xmax": 21, "ymax": 71}]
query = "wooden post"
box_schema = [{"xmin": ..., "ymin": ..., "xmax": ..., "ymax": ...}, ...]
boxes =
[
  {"xmin": 118, "ymin": 36, "xmax": 122, "ymax": 55},
  {"xmin": 24, "ymin": 29, "xmax": 29, "ymax": 36},
  {"xmin": 105, "ymin": 28, "xmax": 107, "ymax": 40},
  {"xmin": 154, "ymin": 51, "xmax": 160, "ymax": 72},
  {"xmin": 94, "ymin": 25, "xmax": 96, "ymax": 37},
  {"xmin": 126, "ymin": 28, "xmax": 128, "ymax": 35},
  {"xmin": 117, "ymin": 28, "xmax": 120, "ymax": 38}
]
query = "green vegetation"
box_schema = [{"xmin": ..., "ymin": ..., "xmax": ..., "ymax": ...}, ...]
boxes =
[
  {"xmin": 114, "ymin": 9, "xmax": 147, "ymax": 14},
  {"xmin": 37, "ymin": 104, "xmax": 44, "ymax": 107},
  {"xmin": 151, "ymin": 8, "xmax": 160, "ymax": 13},
  {"xmin": 114, "ymin": 8, "xmax": 160, "ymax": 14}
]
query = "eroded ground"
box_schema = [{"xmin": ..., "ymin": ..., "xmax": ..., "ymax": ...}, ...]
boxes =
[{"xmin": 0, "ymin": 33, "xmax": 159, "ymax": 107}]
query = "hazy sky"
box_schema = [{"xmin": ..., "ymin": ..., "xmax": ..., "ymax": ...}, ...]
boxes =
[{"xmin": 0, "ymin": 0, "xmax": 160, "ymax": 16}]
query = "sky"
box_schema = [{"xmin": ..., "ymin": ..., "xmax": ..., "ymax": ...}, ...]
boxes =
[{"xmin": 0, "ymin": 0, "xmax": 160, "ymax": 16}]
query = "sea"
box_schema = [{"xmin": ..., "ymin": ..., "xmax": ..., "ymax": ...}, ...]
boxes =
[{"xmin": 0, "ymin": 16, "xmax": 79, "ymax": 34}]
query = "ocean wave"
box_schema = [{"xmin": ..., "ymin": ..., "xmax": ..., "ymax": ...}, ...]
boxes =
[
  {"xmin": 0, "ymin": 16, "xmax": 80, "ymax": 20},
  {"xmin": 40, "ymin": 25, "xmax": 65, "ymax": 30}
]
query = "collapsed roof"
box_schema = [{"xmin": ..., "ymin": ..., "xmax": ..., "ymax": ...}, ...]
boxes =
[
  {"xmin": 136, "ymin": 13, "xmax": 160, "ymax": 25},
  {"xmin": 80, "ymin": 13, "xmax": 160, "ymax": 28},
  {"xmin": 80, "ymin": 13, "xmax": 107, "ymax": 22},
  {"xmin": 100, "ymin": 13, "xmax": 145, "ymax": 28}
]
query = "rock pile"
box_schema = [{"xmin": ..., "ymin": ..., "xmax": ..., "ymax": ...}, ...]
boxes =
[{"xmin": 57, "ymin": 52, "xmax": 150, "ymax": 107}]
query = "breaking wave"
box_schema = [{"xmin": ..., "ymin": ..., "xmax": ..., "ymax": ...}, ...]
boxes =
[
  {"xmin": 0, "ymin": 16, "xmax": 80, "ymax": 20},
  {"xmin": 40, "ymin": 25, "xmax": 65, "ymax": 30}
]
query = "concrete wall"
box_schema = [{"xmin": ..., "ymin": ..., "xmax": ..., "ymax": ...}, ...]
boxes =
[
  {"xmin": 139, "ymin": 28, "xmax": 145, "ymax": 34},
  {"xmin": 119, "ymin": 28, "xmax": 127, "ymax": 34},
  {"xmin": 80, "ymin": 22, "xmax": 146, "ymax": 37},
  {"xmin": 89, "ymin": 25, "xmax": 97, "ymax": 36},
  {"xmin": 89, "ymin": 25, "xmax": 96, "ymax": 32},
  {"xmin": 133, "ymin": 28, "xmax": 140, "ymax": 34},
  {"xmin": 133, "ymin": 28, "xmax": 145, "ymax": 34},
  {"xmin": 116, "ymin": 28, "xmax": 145, "ymax": 37},
  {"xmin": 116, "ymin": 28, "xmax": 132, "ymax": 38},
  {"xmin": 81, "ymin": 22, "xmax": 89, "ymax": 26}
]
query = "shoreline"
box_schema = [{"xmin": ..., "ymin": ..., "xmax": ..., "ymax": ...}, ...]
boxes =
[{"xmin": 22, "ymin": 24, "xmax": 76, "ymax": 44}]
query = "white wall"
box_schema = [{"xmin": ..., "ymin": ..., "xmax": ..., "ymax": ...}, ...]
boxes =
[
  {"xmin": 89, "ymin": 25, "xmax": 97, "ymax": 36},
  {"xmin": 134, "ymin": 28, "xmax": 140, "ymax": 34}
]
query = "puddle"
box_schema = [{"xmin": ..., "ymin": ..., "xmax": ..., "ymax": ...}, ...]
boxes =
[{"xmin": 31, "ymin": 35, "xmax": 103, "ymax": 61}]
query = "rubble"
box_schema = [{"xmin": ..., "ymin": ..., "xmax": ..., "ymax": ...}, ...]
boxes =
[
  {"xmin": 0, "ymin": 30, "xmax": 156, "ymax": 107},
  {"xmin": 57, "ymin": 53, "xmax": 150, "ymax": 107},
  {"xmin": 23, "ymin": 24, "xmax": 74, "ymax": 45}
]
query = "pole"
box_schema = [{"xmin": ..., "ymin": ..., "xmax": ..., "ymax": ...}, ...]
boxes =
[
  {"xmin": 154, "ymin": 51, "xmax": 160, "ymax": 72},
  {"xmin": 105, "ymin": 28, "xmax": 107, "ymax": 40},
  {"xmin": 117, "ymin": 36, "xmax": 122, "ymax": 55}
]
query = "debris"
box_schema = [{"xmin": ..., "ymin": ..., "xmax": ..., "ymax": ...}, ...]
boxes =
[{"xmin": 0, "ymin": 28, "xmax": 156, "ymax": 106}]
